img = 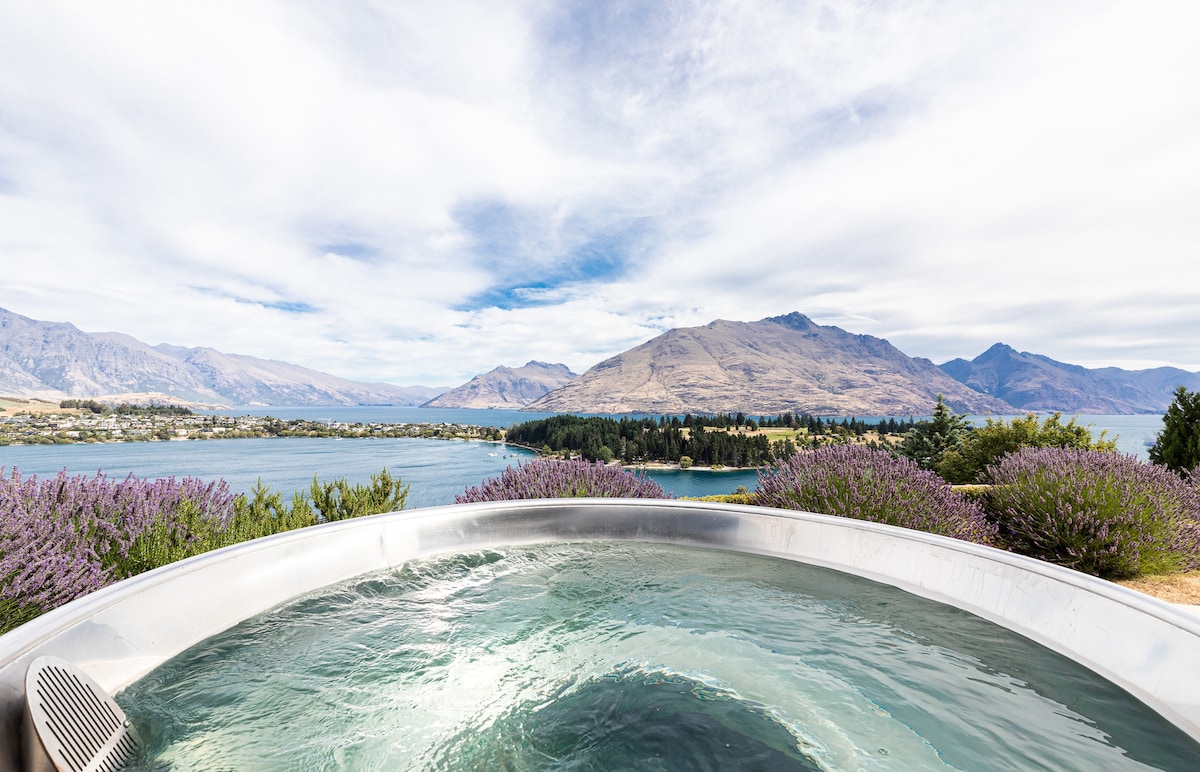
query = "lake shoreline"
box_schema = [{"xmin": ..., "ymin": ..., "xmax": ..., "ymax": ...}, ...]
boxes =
[{"xmin": 623, "ymin": 461, "xmax": 759, "ymax": 473}]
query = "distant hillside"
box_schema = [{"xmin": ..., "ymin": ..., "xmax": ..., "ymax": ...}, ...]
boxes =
[
  {"xmin": 423, "ymin": 361, "xmax": 576, "ymax": 409},
  {"xmin": 939, "ymin": 343, "xmax": 1200, "ymax": 414},
  {"xmin": 526, "ymin": 313, "xmax": 1014, "ymax": 416},
  {"xmin": 0, "ymin": 307, "xmax": 442, "ymax": 406}
]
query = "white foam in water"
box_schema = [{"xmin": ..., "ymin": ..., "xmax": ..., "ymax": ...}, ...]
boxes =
[{"xmin": 118, "ymin": 543, "xmax": 1199, "ymax": 771}]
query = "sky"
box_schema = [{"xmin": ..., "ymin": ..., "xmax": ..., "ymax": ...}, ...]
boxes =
[{"xmin": 2, "ymin": 0, "xmax": 1198, "ymax": 387}]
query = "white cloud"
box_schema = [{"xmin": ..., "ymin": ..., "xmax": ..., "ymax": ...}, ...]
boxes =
[{"xmin": 1, "ymin": 0, "xmax": 1198, "ymax": 385}]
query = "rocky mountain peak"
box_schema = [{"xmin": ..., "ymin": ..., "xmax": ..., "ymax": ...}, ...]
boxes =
[
  {"xmin": 765, "ymin": 312, "xmax": 817, "ymax": 332},
  {"xmin": 422, "ymin": 361, "xmax": 578, "ymax": 409},
  {"xmin": 527, "ymin": 312, "xmax": 1013, "ymax": 415},
  {"xmin": 938, "ymin": 343, "xmax": 1200, "ymax": 414},
  {"xmin": 979, "ymin": 342, "xmax": 1017, "ymax": 358}
]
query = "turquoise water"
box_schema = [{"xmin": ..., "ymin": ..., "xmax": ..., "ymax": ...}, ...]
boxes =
[
  {"xmin": 118, "ymin": 543, "xmax": 1199, "ymax": 770},
  {"xmin": 0, "ymin": 437, "xmax": 759, "ymax": 504},
  {"xmin": 0, "ymin": 437, "xmax": 536, "ymax": 509},
  {"xmin": 0, "ymin": 408, "xmax": 1159, "ymax": 504}
]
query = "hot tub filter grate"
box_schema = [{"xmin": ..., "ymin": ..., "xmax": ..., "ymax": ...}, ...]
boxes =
[{"xmin": 22, "ymin": 657, "xmax": 137, "ymax": 772}]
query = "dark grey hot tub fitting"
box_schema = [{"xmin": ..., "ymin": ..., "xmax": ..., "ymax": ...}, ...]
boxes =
[{"xmin": 1, "ymin": 499, "xmax": 1199, "ymax": 770}]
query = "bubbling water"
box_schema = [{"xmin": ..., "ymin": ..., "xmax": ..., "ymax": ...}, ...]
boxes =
[{"xmin": 119, "ymin": 543, "xmax": 1199, "ymax": 770}]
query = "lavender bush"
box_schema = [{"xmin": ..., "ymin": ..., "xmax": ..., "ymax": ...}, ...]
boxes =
[
  {"xmin": 755, "ymin": 446, "xmax": 995, "ymax": 543},
  {"xmin": 0, "ymin": 468, "xmax": 239, "ymax": 633},
  {"xmin": 0, "ymin": 476, "xmax": 107, "ymax": 631},
  {"xmin": 1, "ymin": 466, "xmax": 405, "ymax": 634},
  {"xmin": 455, "ymin": 458, "xmax": 668, "ymax": 502},
  {"xmin": 985, "ymin": 448, "xmax": 1200, "ymax": 578}
]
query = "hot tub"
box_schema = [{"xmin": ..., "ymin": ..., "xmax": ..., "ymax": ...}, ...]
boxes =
[{"xmin": 2, "ymin": 500, "xmax": 1198, "ymax": 769}]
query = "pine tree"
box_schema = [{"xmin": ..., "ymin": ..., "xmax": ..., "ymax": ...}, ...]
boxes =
[
  {"xmin": 897, "ymin": 395, "xmax": 970, "ymax": 472},
  {"xmin": 1149, "ymin": 386, "xmax": 1200, "ymax": 476}
]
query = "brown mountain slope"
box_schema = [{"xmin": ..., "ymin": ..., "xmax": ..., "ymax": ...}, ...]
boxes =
[
  {"xmin": 0, "ymin": 306, "xmax": 443, "ymax": 406},
  {"xmin": 940, "ymin": 343, "xmax": 1200, "ymax": 414},
  {"xmin": 526, "ymin": 313, "xmax": 1014, "ymax": 416},
  {"xmin": 423, "ymin": 361, "xmax": 576, "ymax": 409}
]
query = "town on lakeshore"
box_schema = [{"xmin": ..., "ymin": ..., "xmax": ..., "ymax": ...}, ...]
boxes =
[{"xmin": 0, "ymin": 399, "xmax": 500, "ymax": 445}]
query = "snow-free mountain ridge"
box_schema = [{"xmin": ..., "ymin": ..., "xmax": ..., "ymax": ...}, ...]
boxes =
[
  {"xmin": 0, "ymin": 307, "xmax": 442, "ymax": 406},
  {"xmin": 938, "ymin": 343, "xmax": 1200, "ymax": 414},
  {"xmin": 422, "ymin": 362, "xmax": 576, "ymax": 409},
  {"xmin": 4, "ymin": 306, "xmax": 1195, "ymax": 413},
  {"xmin": 526, "ymin": 313, "xmax": 1014, "ymax": 416}
]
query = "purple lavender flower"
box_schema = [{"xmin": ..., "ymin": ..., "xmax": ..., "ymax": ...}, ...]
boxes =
[
  {"xmin": 1, "ymin": 467, "xmax": 238, "ymax": 633},
  {"xmin": 755, "ymin": 445, "xmax": 995, "ymax": 543},
  {"xmin": 985, "ymin": 448, "xmax": 1200, "ymax": 578},
  {"xmin": 455, "ymin": 458, "xmax": 668, "ymax": 503}
]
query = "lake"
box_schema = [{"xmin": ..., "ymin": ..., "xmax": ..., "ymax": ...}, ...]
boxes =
[
  {"xmin": 0, "ymin": 409, "xmax": 1163, "ymax": 507},
  {"xmin": 0, "ymin": 436, "xmax": 760, "ymax": 506}
]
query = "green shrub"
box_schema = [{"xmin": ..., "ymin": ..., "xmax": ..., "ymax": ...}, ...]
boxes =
[
  {"xmin": 937, "ymin": 412, "xmax": 1116, "ymax": 484},
  {"xmin": 950, "ymin": 484, "xmax": 991, "ymax": 504},
  {"xmin": 218, "ymin": 482, "xmax": 317, "ymax": 544},
  {"xmin": 985, "ymin": 448, "xmax": 1200, "ymax": 578},
  {"xmin": 308, "ymin": 468, "xmax": 409, "ymax": 521},
  {"xmin": 683, "ymin": 493, "xmax": 758, "ymax": 505}
]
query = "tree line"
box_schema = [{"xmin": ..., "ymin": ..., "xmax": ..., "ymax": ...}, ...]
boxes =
[
  {"xmin": 505, "ymin": 413, "xmax": 914, "ymax": 467},
  {"xmin": 758, "ymin": 412, "xmax": 916, "ymax": 436},
  {"xmin": 59, "ymin": 399, "xmax": 193, "ymax": 416},
  {"xmin": 893, "ymin": 388, "xmax": 1200, "ymax": 484}
]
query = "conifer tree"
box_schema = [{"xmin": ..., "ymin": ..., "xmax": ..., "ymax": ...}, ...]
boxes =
[
  {"xmin": 897, "ymin": 395, "xmax": 970, "ymax": 472},
  {"xmin": 1149, "ymin": 386, "xmax": 1200, "ymax": 476}
]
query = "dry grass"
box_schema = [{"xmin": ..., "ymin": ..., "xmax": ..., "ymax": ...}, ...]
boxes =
[
  {"xmin": 1116, "ymin": 572, "xmax": 1200, "ymax": 606},
  {"xmin": 734, "ymin": 426, "xmax": 904, "ymax": 448},
  {"xmin": 0, "ymin": 397, "xmax": 77, "ymax": 417}
]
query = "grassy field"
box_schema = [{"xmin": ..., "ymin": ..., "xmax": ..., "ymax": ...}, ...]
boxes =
[
  {"xmin": 680, "ymin": 425, "xmax": 904, "ymax": 448},
  {"xmin": 753, "ymin": 426, "xmax": 904, "ymax": 448},
  {"xmin": 0, "ymin": 396, "xmax": 78, "ymax": 417}
]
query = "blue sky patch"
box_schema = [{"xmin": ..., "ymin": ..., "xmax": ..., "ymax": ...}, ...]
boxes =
[
  {"xmin": 318, "ymin": 241, "xmax": 380, "ymax": 261},
  {"xmin": 192, "ymin": 285, "xmax": 318, "ymax": 315},
  {"xmin": 255, "ymin": 299, "xmax": 319, "ymax": 314},
  {"xmin": 453, "ymin": 198, "xmax": 656, "ymax": 311}
]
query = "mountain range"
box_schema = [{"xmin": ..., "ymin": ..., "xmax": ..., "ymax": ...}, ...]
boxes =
[
  {"xmin": 0, "ymin": 307, "xmax": 443, "ymax": 407},
  {"xmin": 526, "ymin": 313, "xmax": 1012, "ymax": 415},
  {"xmin": 526, "ymin": 313, "xmax": 1197, "ymax": 416},
  {"xmin": 423, "ymin": 362, "xmax": 576, "ymax": 409},
  {"xmin": 2, "ymin": 305, "xmax": 1196, "ymax": 414},
  {"xmin": 941, "ymin": 343, "xmax": 1200, "ymax": 415}
]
